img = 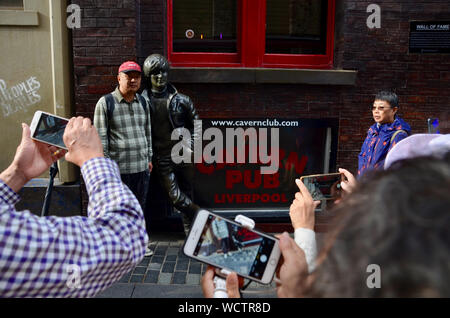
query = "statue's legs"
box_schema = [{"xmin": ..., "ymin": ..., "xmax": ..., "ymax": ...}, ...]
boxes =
[{"xmin": 155, "ymin": 156, "xmax": 200, "ymax": 235}]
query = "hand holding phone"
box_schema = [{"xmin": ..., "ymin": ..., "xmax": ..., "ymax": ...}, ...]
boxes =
[
  {"xmin": 63, "ymin": 117, "xmax": 104, "ymax": 167},
  {"xmin": 30, "ymin": 111, "xmax": 70, "ymax": 150},
  {"xmin": 289, "ymin": 179, "xmax": 321, "ymax": 230},
  {"xmin": 184, "ymin": 210, "xmax": 281, "ymax": 285},
  {"xmin": 300, "ymin": 172, "xmax": 344, "ymax": 202},
  {"xmin": 201, "ymin": 233, "xmax": 309, "ymax": 298},
  {"xmin": 337, "ymin": 168, "xmax": 357, "ymax": 197},
  {"xmin": 0, "ymin": 123, "xmax": 66, "ymax": 193},
  {"xmin": 275, "ymin": 232, "xmax": 309, "ymax": 298},
  {"xmin": 201, "ymin": 266, "xmax": 241, "ymax": 298}
]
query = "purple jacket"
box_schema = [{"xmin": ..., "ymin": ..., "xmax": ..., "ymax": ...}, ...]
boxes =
[{"xmin": 358, "ymin": 116, "xmax": 411, "ymax": 177}]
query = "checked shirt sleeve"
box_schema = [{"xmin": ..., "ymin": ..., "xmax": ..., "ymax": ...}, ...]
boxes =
[{"xmin": 0, "ymin": 158, "xmax": 147, "ymax": 298}]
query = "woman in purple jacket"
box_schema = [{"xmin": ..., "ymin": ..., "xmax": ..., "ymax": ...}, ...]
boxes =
[{"xmin": 358, "ymin": 91, "xmax": 411, "ymax": 177}]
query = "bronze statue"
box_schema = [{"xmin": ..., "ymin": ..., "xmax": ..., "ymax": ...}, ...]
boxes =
[{"xmin": 142, "ymin": 54, "xmax": 200, "ymax": 235}]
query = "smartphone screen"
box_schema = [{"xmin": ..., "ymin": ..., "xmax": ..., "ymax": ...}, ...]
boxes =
[
  {"xmin": 32, "ymin": 113, "xmax": 68, "ymax": 149},
  {"xmin": 192, "ymin": 214, "xmax": 276, "ymax": 281},
  {"xmin": 301, "ymin": 173, "xmax": 343, "ymax": 201},
  {"xmin": 427, "ymin": 118, "xmax": 440, "ymax": 134}
]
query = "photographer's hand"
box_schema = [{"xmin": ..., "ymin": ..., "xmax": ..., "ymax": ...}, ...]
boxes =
[
  {"xmin": 201, "ymin": 266, "xmax": 241, "ymax": 298},
  {"xmin": 0, "ymin": 123, "xmax": 66, "ymax": 193},
  {"xmin": 63, "ymin": 117, "xmax": 104, "ymax": 167},
  {"xmin": 338, "ymin": 168, "xmax": 357, "ymax": 196},
  {"xmin": 289, "ymin": 179, "xmax": 320, "ymax": 230},
  {"xmin": 276, "ymin": 232, "xmax": 309, "ymax": 298}
]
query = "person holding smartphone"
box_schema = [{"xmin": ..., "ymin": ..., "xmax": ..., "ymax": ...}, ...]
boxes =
[
  {"xmin": 0, "ymin": 117, "xmax": 148, "ymax": 297},
  {"xmin": 201, "ymin": 178, "xmax": 319, "ymax": 297},
  {"xmin": 203, "ymin": 154, "xmax": 450, "ymax": 298}
]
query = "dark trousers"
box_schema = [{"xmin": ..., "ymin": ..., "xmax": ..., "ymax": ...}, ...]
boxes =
[
  {"xmin": 154, "ymin": 156, "xmax": 200, "ymax": 229},
  {"xmin": 121, "ymin": 170, "xmax": 150, "ymax": 217},
  {"xmin": 220, "ymin": 238, "xmax": 230, "ymax": 254}
]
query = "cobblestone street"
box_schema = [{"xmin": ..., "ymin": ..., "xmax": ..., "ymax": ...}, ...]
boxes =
[{"xmin": 96, "ymin": 232, "xmax": 277, "ymax": 298}]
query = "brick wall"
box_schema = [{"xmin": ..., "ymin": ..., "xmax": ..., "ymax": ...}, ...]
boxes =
[
  {"xmin": 72, "ymin": 0, "xmax": 139, "ymax": 119},
  {"xmin": 72, "ymin": 0, "xmax": 450, "ymax": 176}
]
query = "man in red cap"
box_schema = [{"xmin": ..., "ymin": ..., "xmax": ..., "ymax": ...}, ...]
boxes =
[{"xmin": 94, "ymin": 61, "xmax": 154, "ymax": 256}]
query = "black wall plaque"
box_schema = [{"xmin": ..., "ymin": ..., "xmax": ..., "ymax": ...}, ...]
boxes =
[{"xmin": 409, "ymin": 21, "xmax": 450, "ymax": 53}]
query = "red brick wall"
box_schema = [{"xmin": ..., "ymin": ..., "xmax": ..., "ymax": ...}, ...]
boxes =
[
  {"xmin": 72, "ymin": 0, "xmax": 450, "ymax": 176},
  {"xmin": 72, "ymin": 0, "xmax": 139, "ymax": 119}
]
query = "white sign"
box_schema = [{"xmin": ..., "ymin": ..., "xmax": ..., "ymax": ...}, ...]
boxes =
[{"xmin": 0, "ymin": 77, "xmax": 41, "ymax": 117}]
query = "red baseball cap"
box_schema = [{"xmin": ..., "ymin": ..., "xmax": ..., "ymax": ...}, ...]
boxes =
[{"xmin": 118, "ymin": 61, "xmax": 142, "ymax": 74}]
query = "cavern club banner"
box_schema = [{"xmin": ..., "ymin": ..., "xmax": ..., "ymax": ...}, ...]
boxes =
[{"xmin": 191, "ymin": 118, "xmax": 338, "ymax": 211}]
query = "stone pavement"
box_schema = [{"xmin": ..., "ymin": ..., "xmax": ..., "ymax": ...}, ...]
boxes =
[{"xmin": 95, "ymin": 232, "xmax": 277, "ymax": 298}]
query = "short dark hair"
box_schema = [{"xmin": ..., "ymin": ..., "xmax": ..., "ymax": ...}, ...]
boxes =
[
  {"xmin": 375, "ymin": 91, "xmax": 399, "ymax": 108},
  {"xmin": 308, "ymin": 153, "xmax": 450, "ymax": 297},
  {"xmin": 143, "ymin": 54, "xmax": 170, "ymax": 78}
]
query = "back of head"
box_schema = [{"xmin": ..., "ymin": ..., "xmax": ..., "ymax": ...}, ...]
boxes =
[
  {"xmin": 309, "ymin": 153, "xmax": 450, "ymax": 297},
  {"xmin": 385, "ymin": 134, "xmax": 450, "ymax": 169},
  {"xmin": 375, "ymin": 90, "xmax": 399, "ymax": 108}
]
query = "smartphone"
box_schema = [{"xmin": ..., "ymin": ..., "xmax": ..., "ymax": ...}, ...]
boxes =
[
  {"xmin": 300, "ymin": 172, "xmax": 344, "ymax": 202},
  {"xmin": 427, "ymin": 118, "xmax": 440, "ymax": 134},
  {"xmin": 183, "ymin": 210, "xmax": 281, "ymax": 285},
  {"xmin": 30, "ymin": 111, "xmax": 69, "ymax": 150}
]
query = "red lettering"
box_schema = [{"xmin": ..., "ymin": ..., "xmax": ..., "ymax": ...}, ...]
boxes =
[
  {"xmin": 226, "ymin": 170, "xmax": 242, "ymax": 189},
  {"xmin": 244, "ymin": 170, "xmax": 261, "ymax": 189},
  {"xmin": 272, "ymin": 193, "xmax": 280, "ymax": 202},
  {"xmin": 285, "ymin": 152, "xmax": 308, "ymax": 174},
  {"xmin": 196, "ymin": 147, "xmax": 310, "ymax": 175},
  {"xmin": 214, "ymin": 194, "xmax": 223, "ymax": 203},
  {"xmin": 196, "ymin": 162, "xmax": 215, "ymax": 175},
  {"xmin": 263, "ymin": 173, "xmax": 280, "ymax": 189},
  {"xmin": 213, "ymin": 193, "xmax": 289, "ymax": 204},
  {"xmin": 261, "ymin": 194, "xmax": 270, "ymax": 203}
]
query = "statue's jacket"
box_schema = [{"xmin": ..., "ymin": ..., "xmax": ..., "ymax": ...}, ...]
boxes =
[{"xmin": 142, "ymin": 83, "xmax": 200, "ymax": 157}]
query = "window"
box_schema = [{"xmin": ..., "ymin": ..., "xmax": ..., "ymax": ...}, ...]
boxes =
[
  {"xmin": 168, "ymin": 0, "xmax": 335, "ymax": 69},
  {"xmin": 0, "ymin": 0, "xmax": 23, "ymax": 9}
]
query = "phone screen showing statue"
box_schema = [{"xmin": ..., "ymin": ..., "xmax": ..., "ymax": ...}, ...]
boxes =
[
  {"xmin": 193, "ymin": 215, "xmax": 275, "ymax": 280},
  {"xmin": 302, "ymin": 174, "xmax": 342, "ymax": 202},
  {"xmin": 33, "ymin": 113, "xmax": 68, "ymax": 149}
]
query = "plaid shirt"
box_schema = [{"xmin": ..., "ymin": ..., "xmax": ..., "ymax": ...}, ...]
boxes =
[
  {"xmin": 94, "ymin": 87, "xmax": 152, "ymax": 174},
  {"xmin": 0, "ymin": 158, "xmax": 148, "ymax": 297}
]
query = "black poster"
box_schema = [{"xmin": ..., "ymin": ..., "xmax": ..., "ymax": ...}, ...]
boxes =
[
  {"xmin": 409, "ymin": 21, "xmax": 450, "ymax": 53},
  {"xmin": 192, "ymin": 118, "xmax": 338, "ymax": 215}
]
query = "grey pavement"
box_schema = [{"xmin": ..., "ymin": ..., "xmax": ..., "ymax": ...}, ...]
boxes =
[{"xmin": 95, "ymin": 232, "xmax": 277, "ymax": 298}]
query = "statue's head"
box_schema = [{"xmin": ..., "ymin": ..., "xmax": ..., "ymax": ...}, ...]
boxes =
[{"xmin": 143, "ymin": 54, "xmax": 170, "ymax": 92}]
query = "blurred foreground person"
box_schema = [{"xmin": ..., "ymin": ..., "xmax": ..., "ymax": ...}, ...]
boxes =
[
  {"xmin": 308, "ymin": 153, "xmax": 450, "ymax": 297},
  {"xmin": 203, "ymin": 153, "xmax": 450, "ymax": 297},
  {"xmin": 0, "ymin": 117, "xmax": 147, "ymax": 297}
]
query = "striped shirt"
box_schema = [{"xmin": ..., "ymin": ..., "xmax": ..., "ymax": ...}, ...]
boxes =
[
  {"xmin": 0, "ymin": 158, "xmax": 148, "ymax": 297},
  {"xmin": 94, "ymin": 87, "xmax": 152, "ymax": 174}
]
